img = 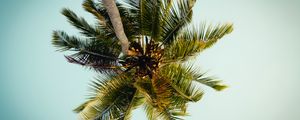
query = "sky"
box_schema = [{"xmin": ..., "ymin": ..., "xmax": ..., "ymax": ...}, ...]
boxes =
[{"xmin": 0, "ymin": 0, "xmax": 300, "ymax": 120}]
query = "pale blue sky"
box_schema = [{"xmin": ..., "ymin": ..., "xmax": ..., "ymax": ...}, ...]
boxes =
[{"xmin": 0, "ymin": 0, "xmax": 300, "ymax": 120}]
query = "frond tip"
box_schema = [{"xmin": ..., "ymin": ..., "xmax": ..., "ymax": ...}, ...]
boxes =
[
  {"xmin": 197, "ymin": 78, "xmax": 228, "ymax": 91},
  {"xmin": 191, "ymin": 70, "xmax": 228, "ymax": 91}
]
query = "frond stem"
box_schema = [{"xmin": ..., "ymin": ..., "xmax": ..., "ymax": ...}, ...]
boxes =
[{"xmin": 170, "ymin": 83, "xmax": 195, "ymax": 102}]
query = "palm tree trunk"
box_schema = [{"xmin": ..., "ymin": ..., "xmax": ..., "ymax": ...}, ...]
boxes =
[{"xmin": 102, "ymin": 0, "xmax": 130, "ymax": 55}]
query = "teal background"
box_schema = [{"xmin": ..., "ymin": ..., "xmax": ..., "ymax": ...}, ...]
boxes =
[{"xmin": 0, "ymin": 0, "xmax": 300, "ymax": 120}]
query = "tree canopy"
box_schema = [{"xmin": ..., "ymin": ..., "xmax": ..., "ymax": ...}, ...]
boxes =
[{"xmin": 52, "ymin": 0, "xmax": 233, "ymax": 119}]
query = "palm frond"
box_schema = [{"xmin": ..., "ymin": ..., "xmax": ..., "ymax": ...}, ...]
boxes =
[
  {"xmin": 132, "ymin": 75, "xmax": 188, "ymax": 118},
  {"xmin": 75, "ymin": 73, "xmax": 137, "ymax": 120},
  {"xmin": 195, "ymin": 77, "xmax": 228, "ymax": 91},
  {"xmin": 52, "ymin": 31, "xmax": 121, "ymax": 73},
  {"xmin": 122, "ymin": 0, "xmax": 164, "ymax": 39},
  {"xmin": 143, "ymin": 101, "xmax": 186, "ymax": 120},
  {"xmin": 190, "ymin": 70, "xmax": 228, "ymax": 91},
  {"xmin": 163, "ymin": 23, "xmax": 233, "ymax": 62},
  {"xmin": 139, "ymin": 0, "xmax": 159, "ymax": 37},
  {"xmin": 52, "ymin": 30, "xmax": 120, "ymax": 58},
  {"xmin": 82, "ymin": 0, "xmax": 106, "ymax": 25},
  {"xmin": 159, "ymin": 64, "xmax": 204, "ymax": 102},
  {"xmin": 123, "ymin": 91, "xmax": 145, "ymax": 120},
  {"xmin": 196, "ymin": 23, "xmax": 233, "ymax": 49},
  {"xmin": 116, "ymin": 2, "xmax": 140, "ymax": 40},
  {"xmin": 143, "ymin": 101, "xmax": 158, "ymax": 120},
  {"xmin": 52, "ymin": 30, "xmax": 86, "ymax": 51},
  {"xmin": 62, "ymin": 8, "xmax": 99, "ymax": 38},
  {"xmin": 163, "ymin": 38, "xmax": 205, "ymax": 62},
  {"xmin": 160, "ymin": 0, "xmax": 196, "ymax": 45},
  {"xmin": 133, "ymin": 75, "xmax": 173, "ymax": 111},
  {"xmin": 149, "ymin": 0, "xmax": 163, "ymax": 41},
  {"xmin": 151, "ymin": 75, "xmax": 173, "ymax": 110}
]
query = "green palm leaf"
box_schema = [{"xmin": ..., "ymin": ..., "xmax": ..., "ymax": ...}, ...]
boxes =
[
  {"xmin": 125, "ymin": 0, "xmax": 162, "ymax": 37},
  {"xmin": 163, "ymin": 38, "xmax": 205, "ymax": 62},
  {"xmin": 133, "ymin": 75, "xmax": 173, "ymax": 111},
  {"xmin": 82, "ymin": 0, "xmax": 106, "ymax": 25},
  {"xmin": 62, "ymin": 8, "xmax": 99, "ymax": 38},
  {"xmin": 52, "ymin": 31, "xmax": 121, "ymax": 73},
  {"xmin": 159, "ymin": 64, "xmax": 204, "ymax": 102},
  {"xmin": 143, "ymin": 101, "xmax": 187, "ymax": 120},
  {"xmin": 196, "ymin": 23, "xmax": 234, "ymax": 49},
  {"xmin": 163, "ymin": 23, "xmax": 233, "ymax": 62},
  {"xmin": 75, "ymin": 73, "xmax": 137, "ymax": 120},
  {"xmin": 133, "ymin": 73, "xmax": 189, "ymax": 119},
  {"xmin": 160, "ymin": 0, "xmax": 196, "ymax": 44}
]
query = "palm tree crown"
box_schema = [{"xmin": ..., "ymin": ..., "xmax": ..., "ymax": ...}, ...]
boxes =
[{"xmin": 52, "ymin": 0, "xmax": 233, "ymax": 120}]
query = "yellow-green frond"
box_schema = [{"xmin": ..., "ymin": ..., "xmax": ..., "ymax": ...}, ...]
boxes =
[
  {"xmin": 190, "ymin": 68, "xmax": 228, "ymax": 91},
  {"xmin": 199, "ymin": 23, "xmax": 234, "ymax": 49},
  {"xmin": 195, "ymin": 77, "xmax": 228, "ymax": 91},
  {"xmin": 75, "ymin": 73, "xmax": 137, "ymax": 120},
  {"xmin": 160, "ymin": 0, "xmax": 196, "ymax": 44},
  {"xmin": 159, "ymin": 64, "xmax": 204, "ymax": 102},
  {"xmin": 163, "ymin": 38, "xmax": 205, "ymax": 62},
  {"xmin": 163, "ymin": 22, "xmax": 233, "ymax": 63}
]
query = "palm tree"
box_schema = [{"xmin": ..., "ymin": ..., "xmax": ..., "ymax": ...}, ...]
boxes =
[{"xmin": 52, "ymin": 0, "xmax": 233, "ymax": 120}]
